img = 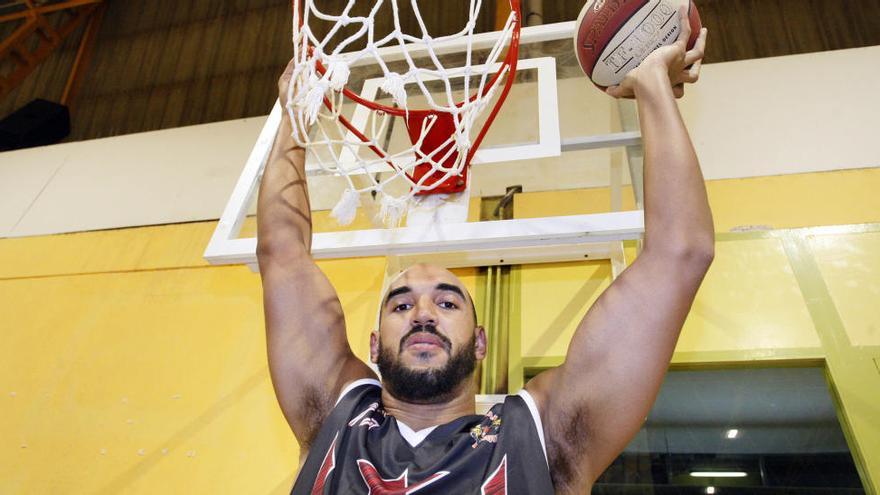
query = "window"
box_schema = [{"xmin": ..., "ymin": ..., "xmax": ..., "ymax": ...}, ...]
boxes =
[{"xmin": 594, "ymin": 367, "xmax": 865, "ymax": 494}]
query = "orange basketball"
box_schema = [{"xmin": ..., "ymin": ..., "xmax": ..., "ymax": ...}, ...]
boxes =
[{"xmin": 574, "ymin": 0, "xmax": 702, "ymax": 90}]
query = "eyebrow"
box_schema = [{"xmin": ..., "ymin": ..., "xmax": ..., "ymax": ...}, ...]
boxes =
[
  {"xmin": 435, "ymin": 283, "xmax": 466, "ymax": 300},
  {"xmin": 384, "ymin": 286, "xmax": 412, "ymax": 305},
  {"xmin": 384, "ymin": 283, "xmax": 467, "ymax": 306}
]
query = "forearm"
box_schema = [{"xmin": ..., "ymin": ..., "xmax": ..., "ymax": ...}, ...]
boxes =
[
  {"xmin": 635, "ymin": 67, "xmax": 714, "ymax": 258},
  {"xmin": 256, "ymin": 116, "xmax": 312, "ymax": 256}
]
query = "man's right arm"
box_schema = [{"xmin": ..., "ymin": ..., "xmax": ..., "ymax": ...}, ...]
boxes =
[{"xmin": 257, "ymin": 62, "xmax": 377, "ymax": 449}]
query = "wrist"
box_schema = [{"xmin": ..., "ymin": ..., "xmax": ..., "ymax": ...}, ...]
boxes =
[
  {"xmin": 274, "ymin": 117, "xmax": 306, "ymax": 154},
  {"xmin": 633, "ymin": 64, "xmax": 672, "ymax": 99}
]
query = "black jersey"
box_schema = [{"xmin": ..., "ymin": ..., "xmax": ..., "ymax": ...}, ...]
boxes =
[{"xmin": 291, "ymin": 380, "xmax": 554, "ymax": 494}]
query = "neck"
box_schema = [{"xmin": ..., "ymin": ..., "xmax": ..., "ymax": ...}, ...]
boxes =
[{"xmin": 381, "ymin": 380, "xmax": 477, "ymax": 431}]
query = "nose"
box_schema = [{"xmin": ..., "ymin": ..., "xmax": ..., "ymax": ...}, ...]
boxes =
[{"xmin": 411, "ymin": 296, "xmax": 438, "ymax": 326}]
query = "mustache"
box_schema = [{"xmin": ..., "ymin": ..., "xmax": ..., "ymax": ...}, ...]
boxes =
[{"xmin": 399, "ymin": 324, "xmax": 452, "ymax": 353}]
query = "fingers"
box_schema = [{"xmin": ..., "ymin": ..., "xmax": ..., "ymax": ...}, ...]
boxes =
[
  {"xmin": 605, "ymin": 85, "xmax": 635, "ymax": 100},
  {"xmin": 281, "ymin": 58, "xmax": 296, "ymax": 80},
  {"xmin": 278, "ymin": 58, "xmax": 299, "ymax": 109},
  {"xmin": 684, "ymin": 27, "xmax": 708, "ymax": 66},
  {"xmin": 675, "ymin": 5, "xmax": 691, "ymax": 49},
  {"xmin": 689, "ymin": 58, "xmax": 702, "ymax": 79},
  {"xmin": 605, "ymin": 85, "xmax": 622, "ymax": 98},
  {"xmin": 673, "ymin": 84, "xmax": 685, "ymax": 99},
  {"xmin": 680, "ymin": 58, "xmax": 702, "ymax": 83}
]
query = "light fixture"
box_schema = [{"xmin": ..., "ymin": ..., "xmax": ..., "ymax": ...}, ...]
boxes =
[
  {"xmin": 691, "ymin": 472, "xmax": 748, "ymax": 478},
  {"xmin": 726, "ymin": 428, "xmax": 739, "ymax": 439},
  {"xmin": 706, "ymin": 488, "xmax": 716, "ymax": 495}
]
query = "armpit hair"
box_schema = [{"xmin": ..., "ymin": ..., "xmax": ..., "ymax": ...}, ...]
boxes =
[
  {"xmin": 546, "ymin": 400, "xmax": 593, "ymax": 491},
  {"xmin": 299, "ymin": 385, "xmax": 333, "ymax": 450}
]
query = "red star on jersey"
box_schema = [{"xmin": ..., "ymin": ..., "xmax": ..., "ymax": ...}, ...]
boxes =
[
  {"xmin": 356, "ymin": 459, "xmax": 449, "ymax": 494},
  {"xmin": 310, "ymin": 434, "xmax": 338, "ymax": 495},
  {"xmin": 480, "ymin": 455, "xmax": 508, "ymax": 495}
]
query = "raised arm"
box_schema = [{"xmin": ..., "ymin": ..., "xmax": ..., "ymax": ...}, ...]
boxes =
[
  {"xmin": 257, "ymin": 60, "xmax": 376, "ymax": 450},
  {"xmin": 526, "ymin": 19, "xmax": 714, "ymax": 491}
]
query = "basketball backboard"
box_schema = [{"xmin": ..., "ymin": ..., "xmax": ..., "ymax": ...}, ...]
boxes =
[{"xmin": 204, "ymin": 21, "xmax": 645, "ymax": 271}]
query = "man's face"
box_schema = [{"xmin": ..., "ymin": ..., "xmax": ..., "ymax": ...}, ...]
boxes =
[{"xmin": 371, "ymin": 264, "xmax": 485, "ymax": 403}]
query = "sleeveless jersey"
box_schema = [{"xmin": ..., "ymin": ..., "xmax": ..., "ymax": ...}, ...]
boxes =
[{"xmin": 291, "ymin": 380, "xmax": 555, "ymax": 494}]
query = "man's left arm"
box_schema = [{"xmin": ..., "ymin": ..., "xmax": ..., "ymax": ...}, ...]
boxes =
[{"xmin": 526, "ymin": 21, "xmax": 713, "ymax": 489}]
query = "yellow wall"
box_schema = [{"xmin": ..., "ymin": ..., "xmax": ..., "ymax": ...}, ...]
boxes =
[
  {"xmin": 517, "ymin": 167, "xmax": 880, "ymax": 361},
  {"xmin": 0, "ymin": 208, "xmax": 483, "ymax": 494},
  {"xmin": 1, "ymin": 169, "xmax": 879, "ymax": 493},
  {"xmin": 515, "ymin": 167, "xmax": 880, "ymax": 231},
  {"xmin": 514, "ymin": 168, "xmax": 880, "ymax": 492},
  {"xmin": 804, "ymin": 228, "xmax": 880, "ymax": 490},
  {"xmin": 0, "ymin": 220, "xmax": 387, "ymax": 494}
]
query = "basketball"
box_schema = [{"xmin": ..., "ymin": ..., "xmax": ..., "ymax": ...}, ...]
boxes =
[{"xmin": 574, "ymin": 0, "xmax": 702, "ymax": 90}]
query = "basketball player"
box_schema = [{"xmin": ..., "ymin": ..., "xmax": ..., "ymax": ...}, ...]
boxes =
[{"xmin": 257, "ymin": 11, "xmax": 712, "ymax": 495}]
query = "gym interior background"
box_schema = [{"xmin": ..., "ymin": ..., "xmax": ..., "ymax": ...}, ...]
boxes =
[{"xmin": 1, "ymin": 1, "xmax": 879, "ymax": 493}]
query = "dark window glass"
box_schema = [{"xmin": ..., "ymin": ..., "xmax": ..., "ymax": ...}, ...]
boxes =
[{"xmin": 593, "ymin": 367, "xmax": 866, "ymax": 494}]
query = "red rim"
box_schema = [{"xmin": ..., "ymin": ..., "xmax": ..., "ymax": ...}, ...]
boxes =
[{"xmin": 292, "ymin": 0, "xmax": 522, "ymax": 169}]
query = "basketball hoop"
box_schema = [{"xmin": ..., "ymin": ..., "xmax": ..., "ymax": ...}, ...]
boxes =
[{"xmin": 287, "ymin": 0, "xmax": 521, "ymax": 226}]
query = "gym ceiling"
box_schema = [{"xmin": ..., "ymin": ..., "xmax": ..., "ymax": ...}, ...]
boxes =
[{"xmin": 0, "ymin": 0, "xmax": 877, "ymax": 143}]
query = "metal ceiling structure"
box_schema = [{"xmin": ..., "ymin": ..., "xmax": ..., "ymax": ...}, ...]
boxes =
[
  {"xmin": 0, "ymin": 0, "xmax": 877, "ymax": 141},
  {"xmin": 0, "ymin": 0, "xmax": 104, "ymax": 105}
]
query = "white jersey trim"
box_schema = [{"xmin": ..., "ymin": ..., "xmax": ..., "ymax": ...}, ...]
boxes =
[
  {"xmin": 395, "ymin": 420, "xmax": 439, "ymax": 448},
  {"xmin": 335, "ymin": 378, "xmax": 382, "ymax": 406},
  {"xmin": 517, "ymin": 389, "xmax": 549, "ymax": 466}
]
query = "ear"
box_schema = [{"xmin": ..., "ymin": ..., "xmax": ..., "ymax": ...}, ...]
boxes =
[
  {"xmin": 474, "ymin": 326, "xmax": 487, "ymax": 360},
  {"xmin": 369, "ymin": 330, "xmax": 380, "ymax": 363}
]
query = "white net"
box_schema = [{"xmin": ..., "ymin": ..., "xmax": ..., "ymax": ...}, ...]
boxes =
[{"xmin": 287, "ymin": 0, "xmax": 520, "ymax": 226}]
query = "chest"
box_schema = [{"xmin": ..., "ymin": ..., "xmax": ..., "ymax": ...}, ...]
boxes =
[{"xmin": 293, "ymin": 392, "xmax": 554, "ymax": 495}]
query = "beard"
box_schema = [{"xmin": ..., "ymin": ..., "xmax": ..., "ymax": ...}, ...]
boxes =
[{"xmin": 377, "ymin": 325, "xmax": 477, "ymax": 404}]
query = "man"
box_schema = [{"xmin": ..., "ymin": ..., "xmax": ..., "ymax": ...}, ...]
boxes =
[{"xmin": 257, "ymin": 12, "xmax": 712, "ymax": 494}]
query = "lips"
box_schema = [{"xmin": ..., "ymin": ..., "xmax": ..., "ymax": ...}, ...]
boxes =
[{"xmin": 404, "ymin": 332, "xmax": 447, "ymax": 350}]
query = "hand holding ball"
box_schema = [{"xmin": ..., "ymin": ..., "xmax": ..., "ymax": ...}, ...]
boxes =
[{"xmin": 574, "ymin": 0, "xmax": 703, "ymax": 92}]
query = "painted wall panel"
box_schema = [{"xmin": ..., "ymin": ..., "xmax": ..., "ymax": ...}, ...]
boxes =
[
  {"xmin": 0, "ymin": 117, "xmax": 265, "ymax": 238},
  {"xmin": 679, "ymin": 46, "xmax": 880, "ymax": 182},
  {"xmin": 677, "ymin": 238, "xmax": 821, "ymax": 353},
  {"xmin": 810, "ymin": 232, "xmax": 880, "ymax": 347},
  {"xmin": 0, "ymin": 239, "xmax": 388, "ymax": 493},
  {"xmin": 0, "ymin": 145, "xmax": 68, "ymax": 237},
  {"xmin": 0, "ymin": 267, "xmax": 295, "ymax": 494},
  {"xmin": 516, "ymin": 238, "xmax": 822, "ymax": 360},
  {"xmin": 2, "ymin": 219, "xmax": 879, "ymax": 491},
  {"xmin": 0, "ymin": 47, "xmax": 878, "ymax": 237},
  {"xmin": 511, "ymin": 167, "xmax": 880, "ymax": 231},
  {"xmin": 519, "ymin": 260, "xmax": 613, "ymax": 358},
  {"xmin": 0, "ymin": 222, "xmax": 215, "ymax": 279},
  {"xmin": 705, "ymin": 169, "xmax": 880, "ymax": 232}
]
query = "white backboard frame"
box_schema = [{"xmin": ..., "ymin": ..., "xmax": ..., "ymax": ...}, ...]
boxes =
[
  {"xmin": 338, "ymin": 56, "xmax": 560, "ymax": 172},
  {"xmin": 204, "ymin": 22, "xmax": 646, "ymax": 270}
]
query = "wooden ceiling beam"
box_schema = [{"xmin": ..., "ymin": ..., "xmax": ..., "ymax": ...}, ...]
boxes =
[
  {"xmin": 0, "ymin": 0, "xmax": 101, "ymax": 23},
  {"xmin": 61, "ymin": 1, "xmax": 104, "ymax": 107},
  {"xmin": 0, "ymin": 3, "xmax": 99, "ymax": 100},
  {"xmin": 0, "ymin": 17, "xmax": 38, "ymax": 59}
]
